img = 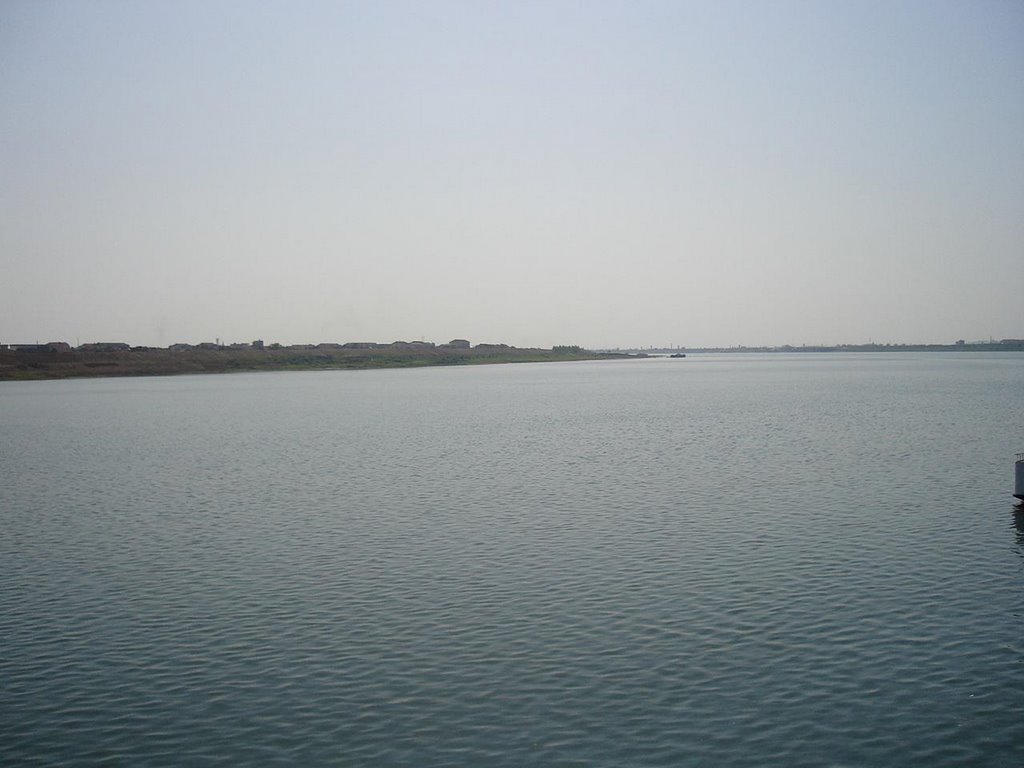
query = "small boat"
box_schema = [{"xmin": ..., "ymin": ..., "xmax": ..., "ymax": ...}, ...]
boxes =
[
  {"xmin": 669, "ymin": 353, "xmax": 686, "ymax": 358},
  {"xmin": 1015, "ymin": 453, "xmax": 1024, "ymax": 501}
]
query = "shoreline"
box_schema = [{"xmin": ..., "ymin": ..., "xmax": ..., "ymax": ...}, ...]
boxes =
[
  {"xmin": 3, "ymin": 343, "xmax": 1021, "ymax": 382},
  {"xmin": 0, "ymin": 346, "xmax": 630, "ymax": 382}
]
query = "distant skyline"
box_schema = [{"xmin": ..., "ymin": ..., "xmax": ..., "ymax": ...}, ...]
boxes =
[{"xmin": 2, "ymin": 0, "xmax": 1022, "ymax": 350}]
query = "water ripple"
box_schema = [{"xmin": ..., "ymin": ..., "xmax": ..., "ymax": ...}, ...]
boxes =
[{"xmin": 3, "ymin": 358, "xmax": 1023, "ymax": 766}]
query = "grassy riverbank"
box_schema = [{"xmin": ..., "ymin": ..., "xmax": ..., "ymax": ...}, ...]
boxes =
[{"xmin": 0, "ymin": 345, "xmax": 626, "ymax": 381}]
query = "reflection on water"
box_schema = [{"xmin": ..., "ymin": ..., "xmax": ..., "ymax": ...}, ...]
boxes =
[{"xmin": 1012, "ymin": 503, "xmax": 1024, "ymax": 549}]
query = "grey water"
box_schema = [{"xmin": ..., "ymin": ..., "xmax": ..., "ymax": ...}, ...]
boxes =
[{"xmin": 2, "ymin": 353, "xmax": 1023, "ymax": 767}]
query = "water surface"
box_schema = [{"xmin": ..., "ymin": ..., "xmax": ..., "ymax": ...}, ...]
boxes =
[{"xmin": 3, "ymin": 353, "xmax": 1023, "ymax": 766}]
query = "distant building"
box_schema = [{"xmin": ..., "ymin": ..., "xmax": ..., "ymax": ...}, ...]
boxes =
[
  {"xmin": 252, "ymin": 339, "xmax": 264, "ymax": 350},
  {"xmin": 10, "ymin": 343, "xmax": 64, "ymax": 352},
  {"xmin": 388, "ymin": 340, "xmax": 435, "ymax": 349},
  {"xmin": 169, "ymin": 343, "xmax": 195, "ymax": 352},
  {"xmin": 446, "ymin": 339, "xmax": 470, "ymax": 349},
  {"xmin": 78, "ymin": 342, "xmax": 130, "ymax": 351}
]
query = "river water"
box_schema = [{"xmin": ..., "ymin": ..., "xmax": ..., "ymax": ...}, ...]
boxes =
[{"xmin": 2, "ymin": 353, "xmax": 1023, "ymax": 766}]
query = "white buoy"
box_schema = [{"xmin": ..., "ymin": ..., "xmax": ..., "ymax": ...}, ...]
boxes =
[{"xmin": 1016, "ymin": 453, "xmax": 1024, "ymax": 501}]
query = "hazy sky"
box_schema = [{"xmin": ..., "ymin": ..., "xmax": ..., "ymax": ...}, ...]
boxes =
[{"xmin": 2, "ymin": 0, "xmax": 1022, "ymax": 348}]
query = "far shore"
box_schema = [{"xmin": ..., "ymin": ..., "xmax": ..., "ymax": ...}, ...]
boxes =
[
  {"xmin": 0, "ymin": 343, "xmax": 631, "ymax": 382},
  {"xmin": 4, "ymin": 338, "xmax": 1022, "ymax": 382},
  {"xmin": 605, "ymin": 340, "xmax": 1024, "ymax": 354}
]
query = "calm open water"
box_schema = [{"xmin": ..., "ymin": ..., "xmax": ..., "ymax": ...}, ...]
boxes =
[{"xmin": 2, "ymin": 353, "xmax": 1023, "ymax": 766}]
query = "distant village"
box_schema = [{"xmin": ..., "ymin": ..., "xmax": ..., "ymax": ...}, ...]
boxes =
[
  {"xmin": 3, "ymin": 336, "xmax": 1023, "ymax": 355},
  {"xmin": 0, "ymin": 338, "xmax": 511, "ymax": 353},
  {"xmin": 4, "ymin": 336, "xmax": 1023, "ymax": 356}
]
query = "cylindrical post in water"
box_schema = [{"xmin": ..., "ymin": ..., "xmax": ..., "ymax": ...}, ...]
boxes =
[{"xmin": 1016, "ymin": 453, "xmax": 1024, "ymax": 501}]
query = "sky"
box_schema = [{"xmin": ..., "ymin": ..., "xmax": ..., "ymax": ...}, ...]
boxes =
[{"xmin": 2, "ymin": 0, "xmax": 1022, "ymax": 349}]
